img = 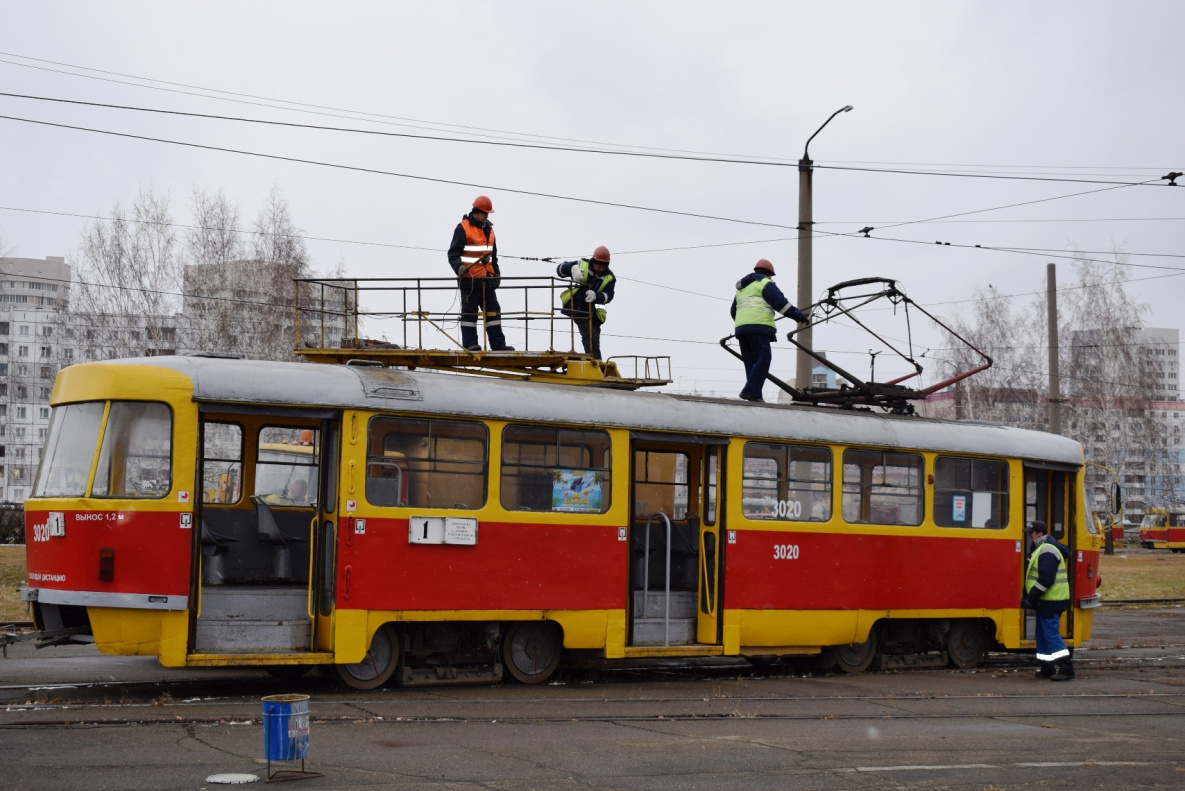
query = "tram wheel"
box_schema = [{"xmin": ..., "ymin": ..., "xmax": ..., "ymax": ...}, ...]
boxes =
[
  {"xmin": 835, "ymin": 632, "xmax": 878, "ymax": 674},
  {"xmin": 502, "ymin": 621, "xmax": 562, "ymax": 684},
  {"xmin": 947, "ymin": 620, "xmax": 990, "ymax": 669},
  {"xmin": 264, "ymin": 664, "xmax": 311, "ymax": 682},
  {"xmin": 332, "ymin": 623, "xmax": 400, "ymax": 690}
]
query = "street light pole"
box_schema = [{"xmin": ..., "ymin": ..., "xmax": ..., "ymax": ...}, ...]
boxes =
[{"xmin": 795, "ymin": 105, "xmax": 852, "ymax": 392}]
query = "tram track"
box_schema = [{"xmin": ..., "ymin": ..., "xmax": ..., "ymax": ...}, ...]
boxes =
[
  {"xmin": 4, "ymin": 691, "xmax": 1183, "ymax": 730},
  {"xmin": 2, "ymin": 647, "xmax": 1182, "ymax": 702}
]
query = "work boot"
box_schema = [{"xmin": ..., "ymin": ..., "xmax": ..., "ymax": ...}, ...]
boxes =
[
  {"xmin": 1050, "ymin": 659, "xmax": 1075, "ymax": 681},
  {"xmin": 464, "ymin": 344, "xmax": 482, "ymax": 352},
  {"xmin": 491, "ymin": 344, "xmax": 516, "ymax": 352},
  {"xmin": 739, "ymin": 392, "xmax": 764, "ymax": 402},
  {"xmin": 1035, "ymin": 661, "xmax": 1055, "ymax": 679}
]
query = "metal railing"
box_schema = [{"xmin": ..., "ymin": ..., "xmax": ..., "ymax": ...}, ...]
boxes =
[
  {"xmin": 294, "ymin": 276, "xmax": 599, "ymax": 355},
  {"xmin": 642, "ymin": 512, "xmax": 673, "ymax": 647}
]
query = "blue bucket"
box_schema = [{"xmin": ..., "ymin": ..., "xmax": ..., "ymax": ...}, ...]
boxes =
[{"xmin": 262, "ymin": 694, "xmax": 310, "ymax": 762}]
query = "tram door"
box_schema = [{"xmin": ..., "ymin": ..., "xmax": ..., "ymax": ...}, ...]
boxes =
[
  {"xmin": 1022, "ymin": 464, "xmax": 1077, "ymax": 642},
  {"xmin": 628, "ymin": 436, "xmax": 725, "ymax": 647},
  {"xmin": 193, "ymin": 409, "xmax": 340, "ymax": 657}
]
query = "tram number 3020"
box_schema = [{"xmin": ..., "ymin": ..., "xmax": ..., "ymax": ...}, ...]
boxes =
[{"xmin": 772, "ymin": 544, "xmax": 800, "ymax": 560}]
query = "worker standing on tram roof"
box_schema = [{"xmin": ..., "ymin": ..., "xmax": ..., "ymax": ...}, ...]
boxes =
[
  {"xmin": 730, "ymin": 259, "xmax": 808, "ymax": 402},
  {"xmin": 448, "ymin": 195, "xmax": 514, "ymax": 352},
  {"xmin": 1022, "ymin": 520, "xmax": 1075, "ymax": 681},
  {"xmin": 557, "ymin": 246, "xmax": 615, "ymax": 361}
]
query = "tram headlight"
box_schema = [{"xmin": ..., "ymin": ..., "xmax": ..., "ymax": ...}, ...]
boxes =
[{"xmin": 99, "ymin": 547, "xmax": 115, "ymax": 582}]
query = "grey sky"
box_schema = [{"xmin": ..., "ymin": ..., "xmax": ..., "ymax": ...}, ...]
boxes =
[{"xmin": 2, "ymin": 1, "xmax": 1182, "ymax": 395}]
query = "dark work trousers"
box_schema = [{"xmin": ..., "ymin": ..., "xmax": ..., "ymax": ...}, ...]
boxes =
[
  {"xmin": 738, "ymin": 333, "xmax": 772, "ymax": 400},
  {"xmin": 459, "ymin": 278, "xmax": 506, "ymax": 349},
  {"xmin": 575, "ymin": 313, "xmax": 603, "ymax": 360}
]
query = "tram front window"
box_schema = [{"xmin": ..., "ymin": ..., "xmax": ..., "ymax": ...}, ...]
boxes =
[
  {"xmin": 32, "ymin": 401, "xmax": 106, "ymax": 497},
  {"xmin": 92, "ymin": 402, "xmax": 173, "ymax": 499}
]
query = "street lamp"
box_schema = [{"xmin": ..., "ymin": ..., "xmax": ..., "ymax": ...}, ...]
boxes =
[{"xmin": 795, "ymin": 105, "xmax": 853, "ymax": 392}]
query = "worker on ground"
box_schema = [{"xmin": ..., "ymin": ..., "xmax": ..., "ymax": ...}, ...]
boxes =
[
  {"xmin": 1022, "ymin": 520, "xmax": 1074, "ymax": 681},
  {"xmin": 730, "ymin": 258, "xmax": 808, "ymax": 402},
  {"xmin": 557, "ymin": 246, "xmax": 615, "ymax": 360},
  {"xmin": 448, "ymin": 195, "xmax": 514, "ymax": 352}
]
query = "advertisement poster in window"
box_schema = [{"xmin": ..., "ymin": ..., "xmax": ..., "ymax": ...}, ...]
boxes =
[
  {"xmin": 552, "ymin": 469, "xmax": 602, "ymax": 512},
  {"xmin": 952, "ymin": 495, "xmax": 967, "ymax": 523}
]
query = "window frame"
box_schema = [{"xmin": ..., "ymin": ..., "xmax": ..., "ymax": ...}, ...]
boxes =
[
  {"xmin": 500, "ymin": 424, "xmax": 612, "ymax": 514},
  {"xmin": 932, "ymin": 455, "xmax": 1010, "ymax": 529},
  {"xmin": 91, "ymin": 401, "xmax": 175, "ymax": 500},
  {"xmin": 841, "ymin": 448, "xmax": 925, "ymax": 526},
  {"xmin": 253, "ymin": 425, "xmax": 321, "ymax": 505},
  {"xmin": 201, "ymin": 421, "xmax": 246, "ymax": 505},
  {"xmin": 741, "ymin": 441, "xmax": 833, "ymax": 522},
  {"xmin": 365, "ymin": 415, "xmax": 490, "ymax": 510}
]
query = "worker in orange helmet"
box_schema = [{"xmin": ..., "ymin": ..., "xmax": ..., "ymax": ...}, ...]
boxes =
[
  {"xmin": 448, "ymin": 195, "xmax": 514, "ymax": 352},
  {"xmin": 556, "ymin": 246, "xmax": 615, "ymax": 360},
  {"xmin": 731, "ymin": 258, "xmax": 808, "ymax": 402}
]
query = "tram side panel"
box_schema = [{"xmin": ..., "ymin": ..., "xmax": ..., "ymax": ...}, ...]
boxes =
[
  {"xmin": 721, "ymin": 444, "xmax": 1100, "ymax": 655},
  {"xmin": 330, "ymin": 415, "xmax": 631, "ymax": 663}
]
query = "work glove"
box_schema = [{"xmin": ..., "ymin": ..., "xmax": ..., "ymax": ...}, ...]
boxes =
[
  {"xmin": 583, "ymin": 290, "xmax": 598, "ymax": 303},
  {"xmin": 787, "ymin": 306, "xmax": 809, "ymax": 323},
  {"xmin": 456, "ymin": 263, "xmax": 470, "ymax": 276},
  {"xmin": 1022, "ymin": 589, "xmax": 1041, "ymax": 610},
  {"xmin": 570, "ymin": 264, "xmax": 587, "ymax": 283}
]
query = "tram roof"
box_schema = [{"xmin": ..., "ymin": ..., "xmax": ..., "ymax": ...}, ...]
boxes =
[{"xmin": 90, "ymin": 357, "xmax": 1082, "ymax": 466}]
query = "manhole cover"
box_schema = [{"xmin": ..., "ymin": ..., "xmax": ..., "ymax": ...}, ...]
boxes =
[{"xmin": 205, "ymin": 773, "xmax": 259, "ymax": 784}]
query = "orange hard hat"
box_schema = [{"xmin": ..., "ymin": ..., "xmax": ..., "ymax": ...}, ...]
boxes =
[
  {"xmin": 591, "ymin": 245, "xmax": 611, "ymax": 264},
  {"xmin": 754, "ymin": 258, "xmax": 775, "ymax": 275},
  {"xmin": 472, "ymin": 195, "xmax": 494, "ymax": 213}
]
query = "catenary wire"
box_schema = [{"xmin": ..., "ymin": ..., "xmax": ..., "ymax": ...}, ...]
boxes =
[
  {"xmin": 0, "ymin": 113, "xmax": 807, "ymax": 231},
  {"xmin": 3, "ymin": 51, "xmax": 1181, "ymax": 173},
  {"xmin": 5, "ymin": 203, "xmax": 1184, "ymax": 315},
  {"xmin": 3, "ymin": 90, "xmax": 1183, "ymax": 186}
]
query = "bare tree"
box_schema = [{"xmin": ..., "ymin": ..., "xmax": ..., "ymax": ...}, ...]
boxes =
[
  {"xmin": 1058, "ymin": 253, "xmax": 1173, "ymax": 518},
  {"xmin": 252, "ymin": 185, "xmax": 309, "ymax": 269},
  {"xmin": 181, "ymin": 185, "xmax": 329, "ymax": 359},
  {"xmin": 182, "ymin": 187, "xmax": 246, "ymax": 353},
  {"xmin": 938, "ymin": 251, "xmax": 1174, "ymax": 520},
  {"xmin": 71, "ymin": 189, "xmax": 182, "ymax": 359}
]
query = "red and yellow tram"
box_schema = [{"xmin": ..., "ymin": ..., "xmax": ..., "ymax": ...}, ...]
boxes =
[
  {"xmin": 1139, "ymin": 508, "xmax": 1185, "ymax": 552},
  {"xmin": 23, "ymin": 356, "xmax": 1102, "ymax": 687}
]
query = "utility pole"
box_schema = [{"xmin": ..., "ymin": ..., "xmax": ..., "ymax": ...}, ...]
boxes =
[
  {"xmin": 795, "ymin": 106, "xmax": 852, "ymax": 392},
  {"xmin": 1047, "ymin": 263, "xmax": 1061, "ymax": 435}
]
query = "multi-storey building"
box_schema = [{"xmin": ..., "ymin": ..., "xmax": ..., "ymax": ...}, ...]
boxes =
[
  {"xmin": 1, "ymin": 255, "xmax": 350, "ymax": 506},
  {"xmin": 0, "ymin": 256, "xmax": 70, "ymax": 503}
]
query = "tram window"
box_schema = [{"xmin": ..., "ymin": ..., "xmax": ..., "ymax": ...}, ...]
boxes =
[
  {"xmin": 367, "ymin": 417, "xmax": 488, "ymax": 509},
  {"xmin": 202, "ymin": 422, "xmax": 243, "ymax": 504},
  {"xmin": 742, "ymin": 442, "xmax": 831, "ymax": 522},
  {"xmin": 933, "ymin": 456, "xmax": 1008, "ymax": 528},
  {"xmin": 32, "ymin": 401, "xmax": 105, "ymax": 497},
  {"xmin": 842, "ymin": 449, "xmax": 923, "ymax": 526},
  {"xmin": 254, "ymin": 427, "xmax": 319, "ymax": 506},
  {"xmin": 501, "ymin": 425, "xmax": 611, "ymax": 513},
  {"xmin": 634, "ymin": 451, "xmax": 688, "ymax": 520},
  {"xmin": 92, "ymin": 402, "xmax": 173, "ymax": 499}
]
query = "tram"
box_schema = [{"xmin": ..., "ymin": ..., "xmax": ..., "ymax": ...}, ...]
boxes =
[
  {"xmin": 22, "ymin": 356, "xmax": 1102, "ymax": 687},
  {"xmin": 1139, "ymin": 507, "xmax": 1185, "ymax": 552}
]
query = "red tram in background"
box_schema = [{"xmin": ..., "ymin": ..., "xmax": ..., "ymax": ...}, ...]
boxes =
[{"xmin": 22, "ymin": 357, "xmax": 1102, "ymax": 687}]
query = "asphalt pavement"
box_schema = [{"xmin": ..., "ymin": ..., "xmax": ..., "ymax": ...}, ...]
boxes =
[{"xmin": 2, "ymin": 607, "xmax": 1183, "ymax": 790}]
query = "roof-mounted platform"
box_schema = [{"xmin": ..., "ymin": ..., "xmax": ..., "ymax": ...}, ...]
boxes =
[{"xmin": 291, "ymin": 276, "xmax": 672, "ymax": 389}]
